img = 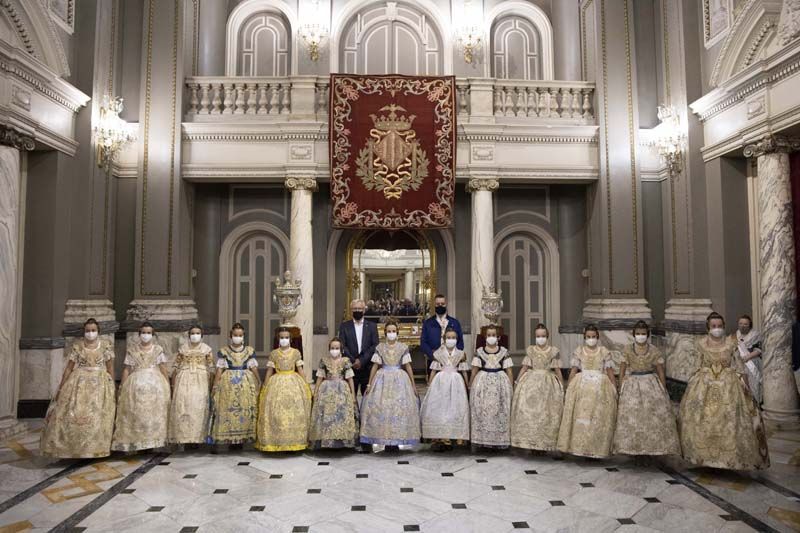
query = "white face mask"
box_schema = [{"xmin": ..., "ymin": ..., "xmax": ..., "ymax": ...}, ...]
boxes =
[
  {"xmin": 634, "ymin": 334, "xmax": 648, "ymax": 345},
  {"xmin": 231, "ymin": 336, "xmax": 244, "ymax": 345},
  {"xmin": 85, "ymin": 330, "xmax": 98, "ymax": 341},
  {"xmin": 710, "ymin": 328, "xmax": 725, "ymax": 339},
  {"xmin": 535, "ymin": 336, "xmax": 548, "ymax": 346},
  {"xmin": 329, "ymin": 348, "xmax": 341, "ymax": 358},
  {"xmin": 445, "ymin": 338, "xmax": 457, "ymax": 349},
  {"xmin": 140, "ymin": 333, "xmax": 153, "ymax": 344},
  {"xmin": 485, "ymin": 336, "xmax": 498, "ymax": 346},
  {"xmin": 585, "ymin": 337, "xmax": 598, "ymax": 347},
  {"xmin": 386, "ymin": 332, "xmax": 398, "ymax": 342},
  {"xmin": 189, "ymin": 333, "xmax": 202, "ymax": 344},
  {"xmin": 279, "ymin": 337, "xmax": 291, "ymax": 348}
]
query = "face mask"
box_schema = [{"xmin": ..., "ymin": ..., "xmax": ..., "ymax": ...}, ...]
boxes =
[
  {"xmin": 352, "ymin": 311, "xmax": 364, "ymax": 321},
  {"xmin": 739, "ymin": 327, "xmax": 750, "ymax": 335},
  {"xmin": 189, "ymin": 333, "xmax": 202, "ymax": 344},
  {"xmin": 634, "ymin": 334, "xmax": 648, "ymax": 345},
  {"xmin": 445, "ymin": 338, "xmax": 457, "ymax": 349},
  {"xmin": 435, "ymin": 305, "xmax": 447, "ymax": 316},
  {"xmin": 231, "ymin": 336, "xmax": 244, "ymax": 345},
  {"xmin": 329, "ymin": 348, "xmax": 341, "ymax": 358},
  {"xmin": 140, "ymin": 333, "xmax": 153, "ymax": 343},
  {"xmin": 710, "ymin": 328, "xmax": 725, "ymax": 338},
  {"xmin": 585, "ymin": 337, "xmax": 598, "ymax": 347},
  {"xmin": 85, "ymin": 331, "xmax": 98, "ymax": 341},
  {"xmin": 386, "ymin": 332, "xmax": 398, "ymax": 341},
  {"xmin": 279, "ymin": 337, "xmax": 291, "ymax": 347},
  {"xmin": 535, "ymin": 336, "xmax": 548, "ymax": 346},
  {"xmin": 486, "ymin": 336, "xmax": 498, "ymax": 346}
]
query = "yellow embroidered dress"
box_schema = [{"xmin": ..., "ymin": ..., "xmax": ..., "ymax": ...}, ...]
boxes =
[
  {"xmin": 510, "ymin": 345, "xmax": 563, "ymax": 451},
  {"xmin": 309, "ymin": 356, "xmax": 358, "ymax": 449},
  {"xmin": 112, "ymin": 343, "xmax": 171, "ymax": 451},
  {"xmin": 209, "ymin": 346, "xmax": 259, "ymax": 444},
  {"xmin": 679, "ymin": 336, "xmax": 770, "ymax": 470},
  {"xmin": 168, "ymin": 342, "xmax": 214, "ymax": 444},
  {"xmin": 256, "ymin": 348, "xmax": 312, "ymax": 451},
  {"xmin": 557, "ymin": 345, "xmax": 618, "ymax": 458},
  {"xmin": 612, "ymin": 344, "xmax": 680, "ymax": 456},
  {"xmin": 41, "ymin": 340, "xmax": 116, "ymax": 458}
]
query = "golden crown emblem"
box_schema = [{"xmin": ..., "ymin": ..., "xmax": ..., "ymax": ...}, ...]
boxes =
[{"xmin": 369, "ymin": 105, "xmax": 416, "ymax": 132}]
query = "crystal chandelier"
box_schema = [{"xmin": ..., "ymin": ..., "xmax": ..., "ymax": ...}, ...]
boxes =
[
  {"xmin": 94, "ymin": 96, "xmax": 135, "ymax": 170},
  {"xmin": 652, "ymin": 105, "xmax": 686, "ymax": 176},
  {"xmin": 299, "ymin": 1, "xmax": 328, "ymax": 61},
  {"xmin": 455, "ymin": 25, "xmax": 482, "ymax": 64}
]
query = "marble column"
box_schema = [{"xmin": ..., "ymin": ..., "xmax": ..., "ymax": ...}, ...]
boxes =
[
  {"xmin": 197, "ymin": 0, "xmax": 228, "ymax": 75},
  {"xmin": 551, "ymin": 0, "xmax": 582, "ymax": 80},
  {"xmin": 0, "ymin": 129, "xmax": 34, "ymax": 440},
  {"xmin": 286, "ymin": 176, "xmax": 316, "ymax": 381},
  {"xmin": 358, "ymin": 270, "xmax": 367, "ymax": 300},
  {"xmin": 404, "ymin": 269, "xmax": 415, "ymax": 300},
  {"xmin": 468, "ymin": 177, "xmax": 498, "ymax": 334},
  {"xmin": 744, "ymin": 135, "xmax": 800, "ymax": 428}
]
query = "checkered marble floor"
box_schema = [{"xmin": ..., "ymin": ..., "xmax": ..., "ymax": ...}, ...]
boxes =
[{"xmin": 1, "ymin": 422, "xmax": 799, "ymax": 532}]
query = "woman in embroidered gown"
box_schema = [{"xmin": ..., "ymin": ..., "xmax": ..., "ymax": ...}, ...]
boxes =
[
  {"xmin": 208, "ymin": 323, "xmax": 260, "ymax": 446},
  {"xmin": 309, "ymin": 337, "xmax": 359, "ymax": 449},
  {"xmin": 41, "ymin": 318, "xmax": 116, "ymax": 458},
  {"xmin": 112, "ymin": 322, "xmax": 171, "ymax": 452},
  {"xmin": 510, "ymin": 324, "xmax": 563, "ymax": 451},
  {"xmin": 360, "ymin": 320, "xmax": 421, "ymax": 448},
  {"xmin": 679, "ymin": 312, "xmax": 769, "ymax": 470},
  {"xmin": 256, "ymin": 327, "xmax": 312, "ymax": 452},
  {"xmin": 469, "ymin": 325, "xmax": 514, "ymax": 449},
  {"xmin": 557, "ymin": 324, "xmax": 618, "ymax": 458},
  {"xmin": 612, "ymin": 321, "xmax": 680, "ymax": 457},
  {"xmin": 734, "ymin": 315, "xmax": 763, "ymax": 405},
  {"xmin": 420, "ymin": 328, "xmax": 470, "ymax": 446},
  {"xmin": 168, "ymin": 325, "xmax": 214, "ymax": 445}
]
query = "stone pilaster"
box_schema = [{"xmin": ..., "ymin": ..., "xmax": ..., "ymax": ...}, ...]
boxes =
[
  {"xmin": 744, "ymin": 134, "xmax": 800, "ymax": 428},
  {"xmin": 467, "ymin": 177, "xmax": 498, "ymax": 334},
  {"xmin": 0, "ymin": 127, "xmax": 34, "ymax": 440},
  {"xmin": 286, "ymin": 176, "xmax": 316, "ymax": 381}
]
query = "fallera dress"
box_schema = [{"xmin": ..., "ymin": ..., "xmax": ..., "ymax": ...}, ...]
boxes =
[
  {"xmin": 510, "ymin": 345, "xmax": 563, "ymax": 451},
  {"xmin": 420, "ymin": 345, "xmax": 470, "ymax": 441},
  {"xmin": 256, "ymin": 348, "xmax": 312, "ymax": 452},
  {"xmin": 309, "ymin": 355, "xmax": 359, "ymax": 449},
  {"xmin": 112, "ymin": 343, "xmax": 171, "ymax": 452},
  {"xmin": 612, "ymin": 344, "xmax": 680, "ymax": 456},
  {"xmin": 679, "ymin": 336, "xmax": 770, "ymax": 470},
  {"xmin": 208, "ymin": 346, "xmax": 259, "ymax": 445},
  {"xmin": 470, "ymin": 346, "xmax": 514, "ymax": 448},
  {"xmin": 557, "ymin": 346, "xmax": 618, "ymax": 458},
  {"xmin": 168, "ymin": 342, "xmax": 214, "ymax": 444},
  {"xmin": 360, "ymin": 342, "xmax": 421, "ymax": 446},
  {"xmin": 40, "ymin": 340, "xmax": 116, "ymax": 458}
]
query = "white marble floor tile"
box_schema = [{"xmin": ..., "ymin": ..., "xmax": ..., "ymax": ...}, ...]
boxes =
[
  {"xmin": 564, "ymin": 487, "xmax": 648, "ymax": 519},
  {"xmin": 632, "ymin": 502, "xmax": 729, "ymax": 533},
  {"xmin": 420, "ymin": 508, "xmax": 516, "ymax": 533}
]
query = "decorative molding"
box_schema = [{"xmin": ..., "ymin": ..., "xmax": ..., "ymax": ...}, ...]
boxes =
[
  {"xmin": 466, "ymin": 177, "xmax": 499, "ymax": 192},
  {"xmin": 289, "ymin": 142, "xmax": 313, "ymax": 161},
  {"xmin": 738, "ymin": 18, "xmax": 778, "ymax": 72},
  {"xmin": 0, "ymin": 124, "xmax": 34, "ymax": 150},
  {"xmin": 778, "ymin": 0, "xmax": 800, "ymax": 45},
  {"xmin": 470, "ymin": 144, "xmax": 494, "ymax": 162},
  {"xmin": 47, "ymin": 0, "xmax": 74, "ymax": 34},
  {"xmin": 10, "ymin": 84, "xmax": 29, "ymax": 110},
  {"xmin": 746, "ymin": 93, "xmax": 767, "ymax": 119},
  {"xmin": 703, "ymin": 0, "xmax": 733, "ymax": 48},
  {"xmin": 742, "ymin": 133, "xmax": 800, "ymax": 157},
  {"xmin": 284, "ymin": 176, "xmax": 318, "ymax": 191},
  {"xmin": 0, "ymin": 0, "xmax": 70, "ymax": 76}
]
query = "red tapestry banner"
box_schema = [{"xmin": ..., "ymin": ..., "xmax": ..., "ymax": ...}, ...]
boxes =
[{"xmin": 329, "ymin": 74, "xmax": 456, "ymax": 229}]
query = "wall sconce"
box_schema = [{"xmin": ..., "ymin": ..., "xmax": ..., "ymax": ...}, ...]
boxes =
[
  {"xmin": 455, "ymin": 25, "xmax": 482, "ymax": 64},
  {"xmin": 652, "ymin": 104, "xmax": 686, "ymax": 176},
  {"xmin": 299, "ymin": 23, "xmax": 327, "ymax": 61},
  {"xmin": 93, "ymin": 95, "xmax": 135, "ymax": 170}
]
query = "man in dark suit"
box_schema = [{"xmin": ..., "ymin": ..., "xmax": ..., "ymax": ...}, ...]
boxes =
[
  {"xmin": 420, "ymin": 294, "xmax": 464, "ymax": 375},
  {"xmin": 339, "ymin": 298, "xmax": 379, "ymax": 397}
]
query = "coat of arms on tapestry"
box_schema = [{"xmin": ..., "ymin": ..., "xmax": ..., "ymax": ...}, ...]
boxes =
[{"xmin": 329, "ymin": 74, "xmax": 456, "ymax": 229}]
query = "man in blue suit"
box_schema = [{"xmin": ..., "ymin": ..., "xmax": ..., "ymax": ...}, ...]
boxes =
[{"xmin": 420, "ymin": 294, "xmax": 464, "ymax": 375}]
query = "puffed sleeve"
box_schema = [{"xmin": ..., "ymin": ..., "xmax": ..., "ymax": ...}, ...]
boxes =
[
  {"xmin": 401, "ymin": 349, "xmax": 412, "ymax": 366},
  {"xmin": 316, "ymin": 360, "xmax": 327, "ymax": 379},
  {"xmin": 502, "ymin": 354, "xmax": 514, "ymax": 369},
  {"xmin": 215, "ymin": 353, "xmax": 229, "ymax": 369},
  {"xmin": 156, "ymin": 347, "xmax": 168, "ymax": 365},
  {"xmin": 550, "ymin": 348, "xmax": 562, "ymax": 369},
  {"xmin": 570, "ymin": 348, "xmax": 582, "ymax": 369},
  {"xmin": 430, "ymin": 360, "xmax": 443, "ymax": 371},
  {"xmin": 67, "ymin": 344, "xmax": 80, "ymax": 363},
  {"xmin": 472, "ymin": 354, "xmax": 483, "ymax": 368},
  {"xmin": 295, "ymin": 356, "xmax": 304, "ymax": 368},
  {"xmin": 371, "ymin": 351, "xmax": 383, "ymax": 365},
  {"xmin": 344, "ymin": 360, "xmax": 354, "ymax": 379},
  {"xmin": 103, "ymin": 343, "xmax": 115, "ymax": 362},
  {"xmin": 266, "ymin": 353, "xmax": 276, "ymax": 368},
  {"xmin": 247, "ymin": 357, "xmax": 258, "ymax": 369},
  {"xmin": 618, "ymin": 348, "xmax": 630, "ymax": 365},
  {"xmin": 521, "ymin": 355, "xmax": 534, "ymax": 368},
  {"xmin": 603, "ymin": 348, "xmax": 615, "ymax": 369},
  {"xmin": 654, "ymin": 347, "xmax": 665, "ymax": 366},
  {"xmin": 124, "ymin": 352, "xmax": 136, "ymax": 367},
  {"xmin": 205, "ymin": 348, "xmax": 215, "ymax": 372}
]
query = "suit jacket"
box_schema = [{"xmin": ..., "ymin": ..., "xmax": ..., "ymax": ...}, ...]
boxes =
[
  {"xmin": 420, "ymin": 315, "xmax": 464, "ymax": 360},
  {"xmin": 338, "ymin": 319, "xmax": 379, "ymax": 372}
]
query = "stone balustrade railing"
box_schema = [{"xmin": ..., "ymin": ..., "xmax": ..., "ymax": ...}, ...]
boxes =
[{"xmin": 184, "ymin": 76, "xmax": 594, "ymax": 123}]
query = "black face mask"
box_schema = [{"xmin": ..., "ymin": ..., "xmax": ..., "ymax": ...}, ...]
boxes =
[
  {"xmin": 352, "ymin": 311, "xmax": 364, "ymax": 321},
  {"xmin": 435, "ymin": 305, "xmax": 447, "ymax": 316}
]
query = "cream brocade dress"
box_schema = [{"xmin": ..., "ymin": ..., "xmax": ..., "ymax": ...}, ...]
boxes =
[
  {"xmin": 168, "ymin": 342, "xmax": 214, "ymax": 444},
  {"xmin": 557, "ymin": 346, "xmax": 618, "ymax": 458},
  {"xmin": 470, "ymin": 347, "xmax": 514, "ymax": 448},
  {"xmin": 612, "ymin": 344, "xmax": 680, "ymax": 456},
  {"xmin": 510, "ymin": 345, "xmax": 563, "ymax": 451},
  {"xmin": 309, "ymin": 356, "xmax": 358, "ymax": 449},
  {"xmin": 420, "ymin": 346, "xmax": 470, "ymax": 441},
  {"xmin": 112, "ymin": 344, "xmax": 171, "ymax": 451},
  {"xmin": 256, "ymin": 348, "xmax": 312, "ymax": 452},
  {"xmin": 41, "ymin": 340, "xmax": 116, "ymax": 458},
  {"xmin": 679, "ymin": 336, "xmax": 770, "ymax": 470}
]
